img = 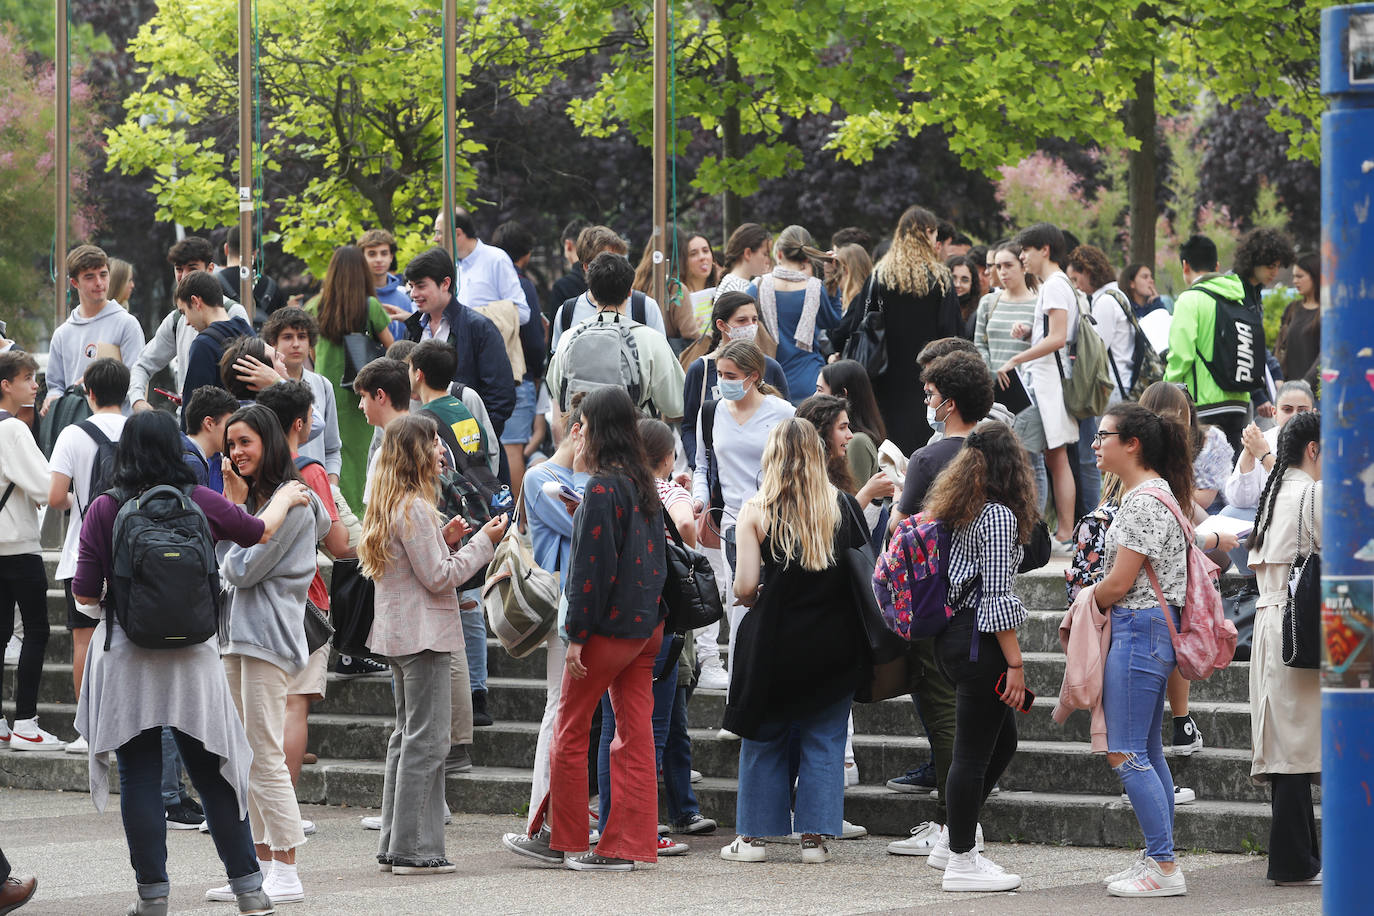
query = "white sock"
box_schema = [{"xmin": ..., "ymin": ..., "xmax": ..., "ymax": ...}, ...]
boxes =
[{"xmin": 271, "ymin": 862, "xmax": 298, "ymax": 883}]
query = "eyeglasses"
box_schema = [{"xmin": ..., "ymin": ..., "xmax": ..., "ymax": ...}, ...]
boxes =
[
  {"xmin": 923, "ymin": 390, "xmax": 940, "ymax": 404},
  {"xmin": 1093, "ymin": 430, "xmax": 1123, "ymax": 444}
]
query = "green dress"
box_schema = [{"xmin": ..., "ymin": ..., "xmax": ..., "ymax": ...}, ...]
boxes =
[{"xmin": 305, "ymin": 296, "xmax": 390, "ymax": 511}]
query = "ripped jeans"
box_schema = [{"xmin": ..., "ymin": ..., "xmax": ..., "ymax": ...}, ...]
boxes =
[{"xmin": 1103, "ymin": 604, "xmax": 1179, "ymax": 863}]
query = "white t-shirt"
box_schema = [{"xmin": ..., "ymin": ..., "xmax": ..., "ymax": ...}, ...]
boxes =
[
  {"xmin": 1091, "ymin": 283, "xmax": 1137, "ymax": 397},
  {"xmin": 1031, "ymin": 271, "xmax": 1080, "ymax": 358},
  {"xmin": 51, "ymin": 413, "xmax": 127, "ymax": 584}
]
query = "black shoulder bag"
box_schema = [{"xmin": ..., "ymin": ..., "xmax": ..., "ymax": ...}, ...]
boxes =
[
  {"xmin": 1283, "ymin": 483, "xmax": 1322, "ymax": 669},
  {"xmin": 841, "ymin": 276, "xmax": 888, "ymax": 379}
]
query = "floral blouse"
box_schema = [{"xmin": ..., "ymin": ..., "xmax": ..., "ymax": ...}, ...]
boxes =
[{"xmin": 1104, "ymin": 478, "xmax": 1189, "ymax": 609}]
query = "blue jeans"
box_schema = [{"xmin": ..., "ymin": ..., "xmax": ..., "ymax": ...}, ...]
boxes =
[
  {"xmin": 597, "ymin": 638, "xmax": 700, "ymax": 825},
  {"xmin": 735, "ymin": 692, "xmax": 852, "ymax": 838},
  {"xmin": 160, "ymin": 726, "xmax": 187, "ymax": 807},
  {"xmin": 116, "ymin": 727, "xmax": 262, "ymax": 900},
  {"xmin": 1104, "ymin": 604, "xmax": 1178, "ymax": 863},
  {"xmin": 1076, "ymin": 415, "xmax": 1101, "ymax": 515},
  {"xmin": 459, "ymin": 588, "xmax": 486, "ymax": 693}
]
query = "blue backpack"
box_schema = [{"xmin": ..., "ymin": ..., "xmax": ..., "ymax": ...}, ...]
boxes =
[{"xmin": 872, "ymin": 514, "xmax": 954, "ymax": 641}]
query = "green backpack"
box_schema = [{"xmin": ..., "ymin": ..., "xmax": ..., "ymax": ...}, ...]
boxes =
[{"xmin": 1048, "ymin": 276, "xmax": 1113, "ymax": 420}]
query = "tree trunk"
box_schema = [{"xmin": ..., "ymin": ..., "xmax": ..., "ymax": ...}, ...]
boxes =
[
  {"xmin": 721, "ymin": 46, "xmax": 741, "ymax": 241},
  {"xmin": 1125, "ymin": 60, "xmax": 1156, "ymax": 267}
]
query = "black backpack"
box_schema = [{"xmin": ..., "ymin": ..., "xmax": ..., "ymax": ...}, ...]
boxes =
[
  {"xmin": 435, "ymin": 449, "xmax": 499, "ymax": 591},
  {"xmin": 558, "ymin": 290, "xmax": 647, "ymax": 339},
  {"xmin": 39, "ymin": 385, "xmax": 92, "ymax": 458},
  {"xmin": 75, "ymin": 421, "xmax": 119, "ymax": 518},
  {"xmin": 1196, "ymin": 285, "xmax": 1266, "ymax": 392},
  {"xmin": 104, "ymin": 484, "xmax": 221, "ymax": 651}
]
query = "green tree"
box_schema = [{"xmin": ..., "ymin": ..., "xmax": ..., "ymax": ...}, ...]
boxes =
[
  {"xmin": 105, "ymin": 0, "xmax": 563, "ymax": 275},
  {"xmin": 0, "ymin": 25, "xmax": 98, "ymax": 344}
]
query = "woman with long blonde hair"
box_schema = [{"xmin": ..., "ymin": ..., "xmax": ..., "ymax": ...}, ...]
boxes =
[
  {"xmin": 720, "ymin": 418, "xmax": 869, "ymax": 866},
  {"xmin": 360, "ymin": 412, "xmax": 507, "ymax": 875},
  {"xmin": 831, "ymin": 206, "xmax": 960, "ymax": 454}
]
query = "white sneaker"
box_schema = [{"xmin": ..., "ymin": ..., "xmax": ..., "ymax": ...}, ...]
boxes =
[
  {"xmin": 261, "ymin": 863, "xmax": 304, "ymax": 904},
  {"xmin": 844, "ymin": 762, "xmax": 859, "ymax": 787},
  {"xmin": 9, "ymin": 717, "xmax": 66, "ymax": 751},
  {"xmin": 1121, "ymin": 786, "xmax": 1196, "ymax": 805},
  {"xmin": 361, "ymin": 816, "xmax": 382, "ymax": 830},
  {"xmin": 839, "ymin": 820, "xmax": 867, "ymax": 840},
  {"xmin": 4, "ymin": 635, "xmax": 20, "ymax": 665},
  {"xmin": 696, "ymin": 665, "xmax": 729, "ymax": 691},
  {"xmin": 207, "ymin": 861, "xmax": 270, "ymax": 903},
  {"xmin": 927, "ymin": 823, "xmax": 985, "ymax": 870},
  {"xmin": 720, "ymin": 837, "xmax": 766, "ymax": 863},
  {"xmin": 64, "ymin": 735, "xmax": 88, "ymax": 755},
  {"xmin": 690, "ymin": 769, "xmax": 703, "ymax": 783},
  {"xmin": 1275, "ymin": 870, "xmax": 1322, "ymax": 886},
  {"xmin": 301, "ymin": 819, "xmax": 316, "ymax": 836},
  {"xmin": 1103, "ymin": 851, "xmax": 1149, "ymax": 885},
  {"xmin": 0, "ymin": 719, "xmax": 10, "ymax": 750},
  {"xmin": 800, "ymin": 838, "xmax": 831, "ymax": 864},
  {"xmin": 1107, "ymin": 857, "xmax": 1186, "ymax": 897},
  {"xmin": 887, "ymin": 821, "xmax": 942, "ymax": 856},
  {"xmin": 717, "ymin": 728, "xmax": 740, "ymax": 741},
  {"xmin": 942, "ymin": 850, "xmax": 1021, "ymax": 892}
]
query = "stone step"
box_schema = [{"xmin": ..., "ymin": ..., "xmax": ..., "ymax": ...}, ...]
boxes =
[
  {"xmin": 0, "ymin": 751, "xmax": 1299, "ymax": 855},
  {"xmin": 8, "ymin": 700, "xmax": 1271, "ymax": 805}
]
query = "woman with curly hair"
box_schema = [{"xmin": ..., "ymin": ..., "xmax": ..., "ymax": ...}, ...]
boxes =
[
  {"xmin": 831, "ymin": 206, "xmax": 960, "ymax": 454},
  {"xmin": 920, "ymin": 420, "xmax": 1037, "ymax": 892}
]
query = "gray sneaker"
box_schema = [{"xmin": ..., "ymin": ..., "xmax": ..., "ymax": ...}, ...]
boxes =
[
  {"xmin": 502, "ymin": 827, "xmax": 564, "ymax": 865},
  {"xmin": 565, "ymin": 852, "xmax": 633, "ymax": 871},
  {"xmin": 236, "ymin": 888, "xmax": 276, "ymax": 915},
  {"xmin": 127, "ymin": 898, "xmax": 169, "ymax": 916}
]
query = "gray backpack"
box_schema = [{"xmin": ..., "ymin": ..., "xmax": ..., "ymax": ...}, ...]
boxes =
[{"xmin": 556, "ymin": 311, "xmax": 644, "ymax": 411}]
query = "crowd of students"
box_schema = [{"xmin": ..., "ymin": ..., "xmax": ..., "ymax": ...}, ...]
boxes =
[{"xmin": 0, "ymin": 204, "xmax": 1322, "ymax": 911}]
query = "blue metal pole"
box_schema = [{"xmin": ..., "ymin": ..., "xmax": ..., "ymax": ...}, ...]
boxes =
[{"xmin": 1321, "ymin": 7, "xmax": 1374, "ymax": 912}]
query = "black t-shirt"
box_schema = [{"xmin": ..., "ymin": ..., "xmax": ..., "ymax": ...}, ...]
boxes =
[{"xmin": 896, "ymin": 436, "xmax": 966, "ymax": 516}]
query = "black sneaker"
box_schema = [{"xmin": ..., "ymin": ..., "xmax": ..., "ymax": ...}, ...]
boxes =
[
  {"xmin": 673, "ymin": 814, "xmax": 718, "ymax": 835},
  {"xmin": 885, "ymin": 761, "xmax": 937, "ymax": 794},
  {"xmin": 179, "ymin": 795, "xmax": 204, "ymax": 817},
  {"xmin": 1171, "ymin": 716, "xmax": 1204, "ymax": 756},
  {"xmin": 335, "ymin": 654, "xmax": 390, "ymax": 678},
  {"xmin": 445, "ymin": 744, "xmax": 473, "ymax": 776},
  {"xmin": 166, "ymin": 802, "xmax": 206, "ymax": 830},
  {"xmin": 472, "ymin": 689, "xmax": 493, "ymax": 727}
]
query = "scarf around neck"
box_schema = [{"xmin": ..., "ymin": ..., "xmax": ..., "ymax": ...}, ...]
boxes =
[{"xmin": 758, "ymin": 267, "xmax": 822, "ymax": 353}]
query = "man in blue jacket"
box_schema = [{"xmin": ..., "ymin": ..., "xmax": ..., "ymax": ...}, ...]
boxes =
[{"xmin": 402, "ymin": 247, "xmax": 515, "ymax": 435}]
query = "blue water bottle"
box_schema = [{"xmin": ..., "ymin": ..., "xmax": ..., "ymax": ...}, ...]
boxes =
[{"xmin": 489, "ymin": 485, "xmax": 514, "ymax": 520}]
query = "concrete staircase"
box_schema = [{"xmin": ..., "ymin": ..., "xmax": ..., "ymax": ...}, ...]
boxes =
[{"xmin": 1, "ymin": 551, "xmax": 1299, "ymax": 853}]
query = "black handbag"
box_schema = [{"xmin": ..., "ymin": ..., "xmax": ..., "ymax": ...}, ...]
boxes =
[
  {"xmin": 1283, "ymin": 484, "xmax": 1322, "ymax": 669},
  {"xmin": 841, "ymin": 277, "xmax": 888, "ymax": 379},
  {"xmin": 839, "ymin": 497, "xmax": 909, "ymax": 702},
  {"xmin": 329, "ymin": 558, "xmax": 375, "ymax": 656},
  {"xmin": 303, "ymin": 598, "xmax": 334, "ymax": 656},
  {"xmin": 1018, "ymin": 519, "xmax": 1051, "ymax": 573},
  {"xmin": 660, "ymin": 512, "xmax": 725, "ymax": 635},
  {"xmin": 341, "ymin": 332, "xmax": 385, "ymax": 389}
]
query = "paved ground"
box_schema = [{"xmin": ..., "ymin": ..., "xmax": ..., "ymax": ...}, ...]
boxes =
[{"xmin": 1, "ymin": 790, "xmax": 1321, "ymax": 915}]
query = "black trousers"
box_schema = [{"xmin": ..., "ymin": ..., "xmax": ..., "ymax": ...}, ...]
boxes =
[
  {"xmin": 0, "ymin": 553, "xmax": 49, "ymax": 721},
  {"xmin": 1268, "ymin": 773, "xmax": 1320, "ymax": 882},
  {"xmin": 935, "ymin": 612, "xmax": 1018, "ymax": 855},
  {"xmin": 0, "ymin": 844, "xmax": 9, "ymax": 883}
]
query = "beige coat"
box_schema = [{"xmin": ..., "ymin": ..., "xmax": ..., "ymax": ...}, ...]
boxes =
[{"xmin": 1246, "ymin": 469, "xmax": 1322, "ymax": 782}]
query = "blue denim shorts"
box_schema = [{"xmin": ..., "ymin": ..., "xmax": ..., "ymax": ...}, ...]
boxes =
[{"xmin": 503, "ymin": 379, "xmax": 537, "ymax": 444}]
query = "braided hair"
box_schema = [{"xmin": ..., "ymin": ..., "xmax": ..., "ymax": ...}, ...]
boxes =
[{"xmin": 1247, "ymin": 410, "xmax": 1321, "ymax": 552}]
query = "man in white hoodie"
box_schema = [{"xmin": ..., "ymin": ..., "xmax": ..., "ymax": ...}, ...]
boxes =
[
  {"xmin": 0, "ymin": 351, "xmax": 57, "ymax": 751},
  {"xmin": 42, "ymin": 246, "xmax": 146, "ymax": 415}
]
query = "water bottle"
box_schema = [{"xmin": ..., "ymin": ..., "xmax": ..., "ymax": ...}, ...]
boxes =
[{"xmin": 489, "ymin": 485, "xmax": 514, "ymax": 519}]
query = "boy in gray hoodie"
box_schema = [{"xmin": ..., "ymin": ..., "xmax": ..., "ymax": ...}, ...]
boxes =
[{"xmin": 43, "ymin": 246, "xmax": 145, "ymax": 414}]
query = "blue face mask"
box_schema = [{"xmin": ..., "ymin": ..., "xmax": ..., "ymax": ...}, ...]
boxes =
[{"xmin": 718, "ymin": 377, "xmax": 751, "ymax": 401}]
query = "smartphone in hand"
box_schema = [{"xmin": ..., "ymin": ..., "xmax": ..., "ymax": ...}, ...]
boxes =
[{"xmin": 994, "ymin": 671, "xmax": 1035, "ymax": 713}]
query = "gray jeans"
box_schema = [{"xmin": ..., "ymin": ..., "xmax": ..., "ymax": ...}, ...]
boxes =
[{"xmin": 380, "ymin": 650, "xmax": 452, "ymax": 864}]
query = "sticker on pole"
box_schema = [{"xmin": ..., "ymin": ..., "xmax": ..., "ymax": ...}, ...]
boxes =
[
  {"xmin": 1352, "ymin": 13, "xmax": 1374, "ymax": 84},
  {"xmin": 239, "ymin": 186, "xmax": 252, "ymax": 212},
  {"xmin": 1322, "ymin": 578, "xmax": 1374, "ymax": 689}
]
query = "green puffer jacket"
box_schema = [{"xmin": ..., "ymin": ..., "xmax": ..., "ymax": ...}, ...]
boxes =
[{"xmin": 1163, "ymin": 273, "xmax": 1259, "ymax": 413}]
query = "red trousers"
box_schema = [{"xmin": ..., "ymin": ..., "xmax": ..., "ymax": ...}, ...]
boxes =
[{"xmin": 534, "ymin": 622, "xmax": 663, "ymax": 862}]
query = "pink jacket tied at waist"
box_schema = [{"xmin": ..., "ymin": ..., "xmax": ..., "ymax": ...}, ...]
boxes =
[{"xmin": 1053, "ymin": 583, "xmax": 1112, "ymax": 753}]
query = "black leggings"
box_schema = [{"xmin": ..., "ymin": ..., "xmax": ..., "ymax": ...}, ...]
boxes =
[
  {"xmin": 1268, "ymin": 773, "xmax": 1320, "ymax": 882},
  {"xmin": 935, "ymin": 612, "xmax": 1018, "ymax": 855},
  {"xmin": 0, "ymin": 553, "xmax": 49, "ymax": 721}
]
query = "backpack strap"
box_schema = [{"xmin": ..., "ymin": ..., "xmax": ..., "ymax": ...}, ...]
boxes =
[
  {"xmin": 631, "ymin": 290, "xmax": 647, "ymax": 325},
  {"xmin": 74, "ymin": 420, "xmax": 113, "ymax": 518},
  {"xmin": 0, "ymin": 483, "xmax": 15, "ymax": 516},
  {"xmin": 700, "ymin": 399, "xmax": 725, "ymax": 527},
  {"xmin": 293, "ymin": 454, "xmax": 324, "ymax": 474},
  {"xmin": 558, "ymin": 296, "xmax": 579, "ymax": 335}
]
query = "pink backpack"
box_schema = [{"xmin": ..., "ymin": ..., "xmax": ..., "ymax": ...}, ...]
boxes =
[{"xmin": 1135, "ymin": 487, "xmax": 1236, "ymax": 680}]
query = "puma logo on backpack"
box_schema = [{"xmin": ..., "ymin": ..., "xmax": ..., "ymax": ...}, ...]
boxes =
[
  {"xmin": 1196, "ymin": 285, "xmax": 1265, "ymax": 392},
  {"xmin": 103, "ymin": 485, "xmax": 221, "ymax": 652}
]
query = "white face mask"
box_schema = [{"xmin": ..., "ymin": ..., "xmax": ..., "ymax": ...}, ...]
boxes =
[
  {"xmin": 926, "ymin": 398, "xmax": 950, "ymax": 432},
  {"xmin": 725, "ymin": 323, "xmax": 759, "ymax": 343}
]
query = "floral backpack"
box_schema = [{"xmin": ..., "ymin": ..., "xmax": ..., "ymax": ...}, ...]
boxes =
[
  {"xmin": 1065, "ymin": 503, "xmax": 1119, "ymax": 604},
  {"xmin": 873, "ymin": 514, "xmax": 953, "ymax": 641}
]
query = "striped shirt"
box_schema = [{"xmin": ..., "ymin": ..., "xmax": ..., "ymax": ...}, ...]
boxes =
[
  {"xmin": 973, "ymin": 291, "xmax": 1037, "ymax": 371},
  {"xmin": 948, "ymin": 502, "xmax": 1027, "ymax": 633}
]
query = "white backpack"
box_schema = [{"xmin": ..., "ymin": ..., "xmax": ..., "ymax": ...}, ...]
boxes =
[{"xmin": 556, "ymin": 311, "xmax": 644, "ymax": 410}]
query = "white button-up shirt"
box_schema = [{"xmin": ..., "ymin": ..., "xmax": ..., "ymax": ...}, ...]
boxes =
[{"xmin": 457, "ymin": 239, "xmax": 529, "ymax": 323}]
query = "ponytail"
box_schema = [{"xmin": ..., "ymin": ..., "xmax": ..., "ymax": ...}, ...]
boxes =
[
  {"xmin": 1248, "ymin": 411, "xmax": 1321, "ymax": 552},
  {"xmin": 1105, "ymin": 403, "xmax": 1194, "ymax": 508}
]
